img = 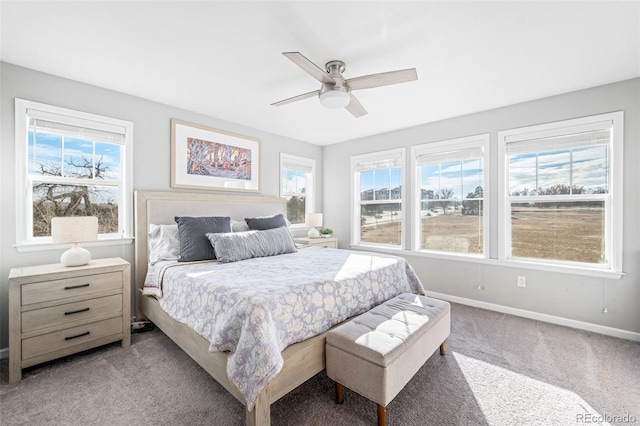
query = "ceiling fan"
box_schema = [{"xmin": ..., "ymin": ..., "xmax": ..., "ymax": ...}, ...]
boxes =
[{"xmin": 271, "ymin": 52, "xmax": 418, "ymax": 118}]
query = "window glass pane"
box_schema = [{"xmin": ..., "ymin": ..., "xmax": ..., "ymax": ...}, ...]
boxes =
[
  {"xmin": 463, "ymin": 159, "xmax": 483, "ymax": 198},
  {"xmin": 282, "ymin": 169, "xmax": 306, "ymax": 195},
  {"xmin": 95, "ymin": 142, "xmax": 121, "ymax": 181},
  {"xmin": 360, "ymin": 203, "xmax": 401, "ymax": 245},
  {"xmin": 420, "ymin": 164, "xmax": 439, "ymax": 195},
  {"xmin": 29, "ymin": 131, "xmax": 62, "ymax": 176},
  {"xmin": 439, "ymin": 161, "xmax": 462, "ymax": 199},
  {"xmin": 509, "ymin": 153, "xmax": 537, "ymax": 196},
  {"xmin": 374, "ymin": 169, "xmax": 390, "ymax": 200},
  {"xmin": 510, "ymin": 201, "xmax": 604, "ymax": 264},
  {"xmin": 360, "ymin": 170, "xmax": 374, "ymax": 201},
  {"xmin": 537, "ymin": 150, "xmax": 570, "ymax": 194},
  {"xmin": 285, "ymin": 196, "xmax": 306, "ymax": 225},
  {"xmin": 390, "ymin": 168, "xmax": 402, "ymax": 200},
  {"xmin": 32, "ymin": 183, "xmax": 119, "ymax": 237},
  {"xmin": 64, "ymin": 137, "xmax": 94, "ymax": 178},
  {"xmin": 572, "ymin": 146, "xmax": 609, "ymax": 193},
  {"xmin": 420, "ymin": 200, "xmax": 483, "ymax": 254}
]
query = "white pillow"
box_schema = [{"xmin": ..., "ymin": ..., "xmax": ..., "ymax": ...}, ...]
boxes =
[
  {"xmin": 148, "ymin": 224, "xmax": 180, "ymax": 265},
  {"xmin": 231, "ymin": 219, "xmax": 250, "ymax": 232}
]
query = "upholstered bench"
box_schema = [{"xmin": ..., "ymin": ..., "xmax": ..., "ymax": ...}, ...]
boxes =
[{"xmin": 326, "ymin": 293, "xmax": 451, "ymax": 426}]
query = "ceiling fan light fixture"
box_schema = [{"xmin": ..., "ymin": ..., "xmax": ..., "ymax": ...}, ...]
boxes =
[{"xmin": 319, "ymin": 89, "xmax": 350, "ymax": 109}]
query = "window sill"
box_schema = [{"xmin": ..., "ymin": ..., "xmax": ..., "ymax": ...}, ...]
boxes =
[
  {"xmin": 349, "ymin": 244, "xmax": 624, "ymax": 280},
  {"xmin": 14, "ymin": 237, "xmax": 134, "ymax": 253}
]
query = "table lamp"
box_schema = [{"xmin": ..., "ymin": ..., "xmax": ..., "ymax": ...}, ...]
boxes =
[
  {"xmin": 51, "ymin": 216, "xmax": 99, "ymax": 267},
  {"xmin": 306, "ymin": 213, "xmax": 323, "ymax": 238}
]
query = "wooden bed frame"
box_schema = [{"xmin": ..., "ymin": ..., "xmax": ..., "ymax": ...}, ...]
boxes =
[{"xmin": 134, "ymin": 191, "xmax": 330, "ymax": 426}]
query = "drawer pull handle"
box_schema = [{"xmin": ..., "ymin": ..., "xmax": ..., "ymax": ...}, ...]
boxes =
[
  {"xmin": 65, "ymin": 331, "xmax": 90, "ymax": 341},
  {"xmin": 64, "ymin": 307, "xmax": 90, "ymax": 316},
  {"xmin": 64, "ymin": 283, "xmax": 90, "ymax": 290}
]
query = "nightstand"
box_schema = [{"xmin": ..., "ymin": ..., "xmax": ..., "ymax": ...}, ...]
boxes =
[
  {"xmin": 294, "ymin": 236, "xmax": 338, "ymax": 249},
  {"xmin": 8, "ymin": 257, "xmax": 131, "ymax": 383}
]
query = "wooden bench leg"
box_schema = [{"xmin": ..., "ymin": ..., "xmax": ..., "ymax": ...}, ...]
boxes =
[
  {"xmin": 439, "ymin": 341, "xmax": 446, "ymax": 355},
  {"xmin": 335, "ymin": 382, "xmax": 344, "ymax": 404},
  {"xmin": 377, "ymin": 404, "xmax": 386, "ymax": 426}
]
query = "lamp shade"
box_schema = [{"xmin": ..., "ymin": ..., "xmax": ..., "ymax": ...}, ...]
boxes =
[
  {"xmin": 51, "ymin": 216, "xmax": 98, "ymax": 267},
  {"xmin": 51, "ymin": 216, "xmax": 98, "ymax": 243},
  {"xmin": 305, "ymin": 213, "xmax": 323, "ymax": 227}
]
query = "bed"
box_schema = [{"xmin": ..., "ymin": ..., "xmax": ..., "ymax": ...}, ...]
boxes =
[{"xmin": 134, "ymin": 191, "xmax": 425, "ymax": 426}]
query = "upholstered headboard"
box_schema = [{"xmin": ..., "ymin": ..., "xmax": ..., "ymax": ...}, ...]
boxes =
[{"xmin": 134, "ymin": 191, "xmax": 286, "ymax": 299}]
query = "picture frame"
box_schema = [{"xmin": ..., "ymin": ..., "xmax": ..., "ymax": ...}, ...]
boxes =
[{"xmin": 171, "ymin": 119, "xmax": 261, "ymax": 192}]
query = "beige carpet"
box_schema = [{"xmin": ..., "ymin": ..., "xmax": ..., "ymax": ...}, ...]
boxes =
[{"xmin": 1, "ymin": 303, "xmax": 639, "ymax": 425}]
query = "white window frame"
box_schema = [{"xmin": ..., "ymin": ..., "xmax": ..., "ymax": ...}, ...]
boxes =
[
  {"xmin": 497, "ymin": 111, "xmax": 623, "ymax": 277},
  {"xmin": 279, "ymin": 153, "xmax": 316, "ymax": 228},
  {"xmin": 15, "ymin": 98, "xmax": 134, "ymax": 252},
  {"xmin": 350, "ymin": 148, "xmax": 405, "ymax": 249},
  {"xmin": 411, "ymin": 134, "xmax": 490, "ymax": 258}
]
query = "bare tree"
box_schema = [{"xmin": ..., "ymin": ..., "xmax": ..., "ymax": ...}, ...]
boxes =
[
  {"xmin": 32, "ymin": 156, "xmax": 117, "ymax": 236},
  {"xmin": 437, "ymin": 188, "xmax": 454, "ymax": 215}
]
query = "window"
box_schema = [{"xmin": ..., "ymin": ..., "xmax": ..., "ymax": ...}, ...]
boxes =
[
  {"xmin": 351, "ymin": 148, "xmax": 404, "ymax": 247},
  {"xmin": 498, "ymin": 112, "xmax": 623, "ymax": 274},
  {"xmin": 412, "ymin": 134, "xmax": 489, "ymax": 256},
  {"xmin": 15, "ymin": 99, "xmax": 133, "ymax": 249},
  {"xmin": 280, "ymin": 153, "xmax": 315, "ymax": 226}
]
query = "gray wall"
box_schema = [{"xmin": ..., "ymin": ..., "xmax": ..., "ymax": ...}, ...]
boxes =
[
  {"xmin": 0, "ymin": 62, "xmax": 323, "ymax": 350},
  {"xmin": 324, "ymin": 78, "xmax": 640, "ymax": 335}
]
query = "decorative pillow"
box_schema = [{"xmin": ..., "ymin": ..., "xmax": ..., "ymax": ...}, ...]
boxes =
[
  {"xmin": 206, "ymin": 226, "xmax": 296, "ymax": 263},
  {"xmin": 174, "ymin": 216, "xmax": 231, "ymax": 262},
  {"xmin": 245, "ymin": 213, "xmax": 287, "ymax": 231},
  {"xmin": 148, "ymin": 224, "xmax": 180, "ymax": 265},
  {"xmin": 231, "ymin": 219, "xmax": 250, "ymax": 233}
]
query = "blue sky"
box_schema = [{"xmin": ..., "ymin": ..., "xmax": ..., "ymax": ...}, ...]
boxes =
[
  {"xmin": 282, "ymin": 169, "xmax": 306, "ymax": 194},
  {"xmin": 29, "ymin": 131, "xmax": 121, "ymax": 180},
  {"xmin": 420, "ymin": 159, "xmax": 483, "ymax": 199},
  {"xmin": 508, "ymin": 146, "xmax": 608, "ymax": 194},
  {"xmin": 360, "ymin": 168, "xmax": 402, "ymax": 195}
]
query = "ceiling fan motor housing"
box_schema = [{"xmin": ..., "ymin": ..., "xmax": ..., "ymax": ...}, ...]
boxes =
[{"xmin": 319, "ymin": 60, "xmax": 350, "ymax": 108}]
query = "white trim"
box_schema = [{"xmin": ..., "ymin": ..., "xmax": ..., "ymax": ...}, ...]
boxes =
[
  {"xmin": 410, "ymin": 133, "xmax": 490, "ymax": 256},
  {"xmin": 14, "ymin": 237, "xmax": 134, "ymax": 253},
  {"xmin": 427, "ymin": 291, "xmax": 640, "ymax": 342},
  {"xmin": 0, "ymin": 347, "xmax": 7, "ymax": 360},
  {"xmin": 279, "ymin": 153, "xmax": 316, "ymax": 227},
  {"xmin": 497, "ymin": 111, "xmax": 623, "ymax": 275},
  {"xmin": 15, "ymin": 99, "xmax": 134, "ymax": 247},
  {"xmin": 350, "ymin": 147, "xmax": 406, "ymax": 248},
  {"xmin": 348, "ymin": 243, "xmax": 623, "ymax": 279}
]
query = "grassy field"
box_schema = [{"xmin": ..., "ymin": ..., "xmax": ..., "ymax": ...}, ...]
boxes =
[{"xmin": 361, "ymin": 207, "xmax": 604, "ymax": 263}]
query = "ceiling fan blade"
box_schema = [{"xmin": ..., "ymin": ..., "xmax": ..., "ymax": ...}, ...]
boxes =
[
  {"xmin": 271, "ymin": 90, "xmax": 320, "ymax": 106},
  {"xmin": 346, "ymin": 68, "xmax": 418, "ymax": 91},
  {"xmin": 345, "ymin": 94, "xmax": 368, "ymax": 118},
  {"xmin": 283, "ymin": 52, "xmax": 335, "ymax": 85}
]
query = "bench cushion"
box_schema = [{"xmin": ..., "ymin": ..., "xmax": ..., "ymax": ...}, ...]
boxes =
[
  {"xmin": 326, "ymin": 293, "xmax": 450, "ymax": 406},
  {"xmin": 326, "ymin": 293, "xmax": 450, "ymax": 367}
]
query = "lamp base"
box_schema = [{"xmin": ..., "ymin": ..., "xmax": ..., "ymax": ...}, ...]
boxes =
[
  {"xmin": 60, "ymin": 243, "xmax": 92, "ymax": 267},
  {"xmin": 308, "ymin": 227, "xmax": 321, "ymax": 238}
]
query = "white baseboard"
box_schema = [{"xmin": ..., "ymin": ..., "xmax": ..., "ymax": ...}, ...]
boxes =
[
  {"xmin": 427, "ymin": 291, "xmax": 640, "ymax": 342},
  {"xmin": 0, "ymin": 347, "xmax": 7, "ymax": 360}
]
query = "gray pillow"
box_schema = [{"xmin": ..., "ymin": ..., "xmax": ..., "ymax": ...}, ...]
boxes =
[
  {"xmin": 245, "ymin": 213, "xmax": 287, "ymax": 231},
  {"xmin": 175, "ymin": 216, "xmax": 231, "ymax": 262},
  {"xmin": 206, "ymin": 226, "xmax": 296, "ymax": 263}
]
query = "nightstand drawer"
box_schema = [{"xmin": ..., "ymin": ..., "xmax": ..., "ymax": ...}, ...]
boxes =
[
  {"xmin": 22, "ymin": 316, "xmax": 123, "ymax": 361},
  {"xmin": 22, "ymin": 294, "xmax": 123, "ymax": 334},
  {"xmin": 21, "ymin": 272, "xmax": 122, "ymax": 305}
]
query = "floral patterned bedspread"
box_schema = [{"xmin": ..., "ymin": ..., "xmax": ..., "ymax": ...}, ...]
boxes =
[{"xmin": 143, "ymin": 247, "xmax": 425, "ymax": 410}]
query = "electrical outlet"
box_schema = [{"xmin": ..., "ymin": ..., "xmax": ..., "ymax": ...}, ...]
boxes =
[{"xmin": 517, "ymin": 276, "xmax": 526, "ymax": 288}]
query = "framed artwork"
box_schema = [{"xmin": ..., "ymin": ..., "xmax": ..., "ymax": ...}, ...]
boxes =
[{"xmin": 171, "ymin": 119, "xmax": 261, "ymax": 192}]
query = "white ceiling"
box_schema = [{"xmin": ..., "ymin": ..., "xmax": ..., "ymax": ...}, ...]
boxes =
[{"xmin": 1, "ymin": 1, "xmax": 639, "ymax": 146}]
